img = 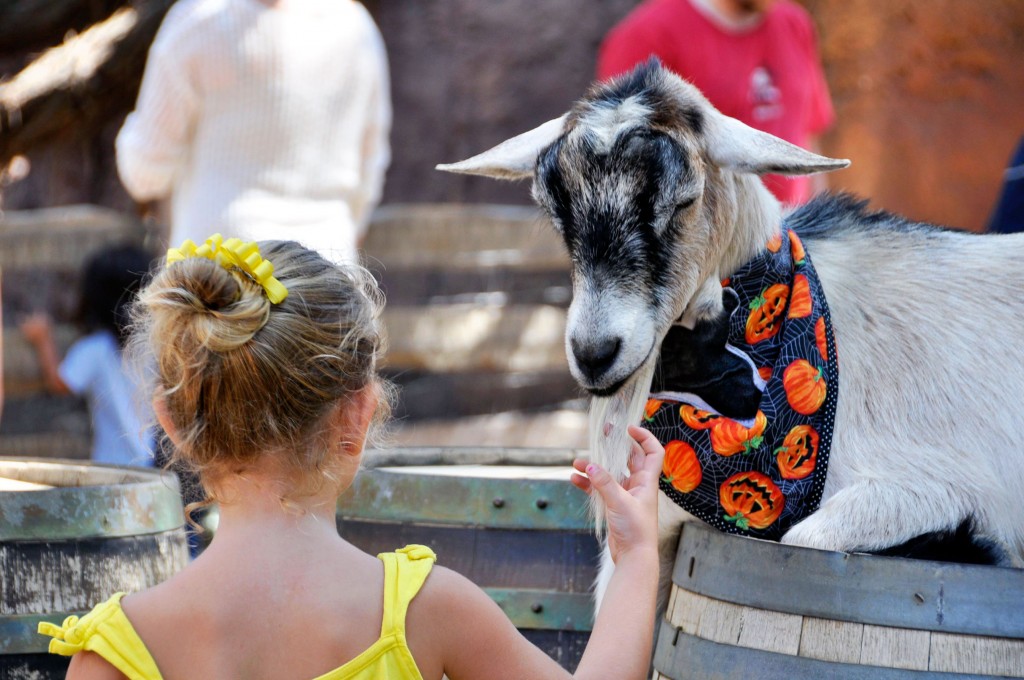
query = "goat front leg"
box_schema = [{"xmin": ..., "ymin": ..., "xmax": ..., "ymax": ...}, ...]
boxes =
[{"xmin": 781, "ymin": 479, "xmax": 969, "ymax": 553}]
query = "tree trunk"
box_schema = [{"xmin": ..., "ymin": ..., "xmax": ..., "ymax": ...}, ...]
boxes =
[
  {"xmin": 0, "ymin": 0, "xmax": 127, "ymax": 54},
  {"xmin": 0, "ymin": 0, "xmax": 175, "ymax": 166}
]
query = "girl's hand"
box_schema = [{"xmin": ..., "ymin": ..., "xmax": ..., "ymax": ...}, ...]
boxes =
[
  {"xmin": 20, "ymin": 313, "xmax": 54, "ymax": 346},
  {"xmin": 571, "ymin": 425, "xmax": 664, "ymax": 563}
]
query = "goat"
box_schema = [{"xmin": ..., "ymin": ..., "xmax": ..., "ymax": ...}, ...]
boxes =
[{"xmin": 438, "ymin": 62, "xmax": 1024, "ymax": 607}]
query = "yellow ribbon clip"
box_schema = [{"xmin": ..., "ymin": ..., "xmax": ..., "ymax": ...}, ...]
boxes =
[{"xmin": 167, "ymin": 234, "xmax": 289, "ymax": 304}]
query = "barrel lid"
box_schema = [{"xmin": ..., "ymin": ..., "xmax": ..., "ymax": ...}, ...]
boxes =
[{"xmin": 0, "ymin": 458, "xmax": 185, "ymax": 541}]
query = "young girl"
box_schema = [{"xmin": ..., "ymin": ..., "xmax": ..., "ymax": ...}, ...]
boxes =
[
  {"xmin": 20, "ymin": 244, "xmax": 156, "ymax": 467},
  {"xmin": 39, "ymin": 236, "xmax": 664, "ymax": 680}
]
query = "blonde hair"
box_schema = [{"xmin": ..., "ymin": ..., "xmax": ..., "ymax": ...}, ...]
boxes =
[{"xmin": 129, "ymin": 240, "xmax": 389, "ymax": 504}]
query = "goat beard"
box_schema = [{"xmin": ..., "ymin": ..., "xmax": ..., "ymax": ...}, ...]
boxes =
[{"xmin": 587, "ymin": 358, "xmax": 658, "ymax": 537}]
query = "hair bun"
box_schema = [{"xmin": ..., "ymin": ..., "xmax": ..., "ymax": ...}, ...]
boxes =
[{"xmin": 165, "ymin": 258, "xmax": 271, "ymax": 353}]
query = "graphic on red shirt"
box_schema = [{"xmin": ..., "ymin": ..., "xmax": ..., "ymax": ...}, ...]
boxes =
[{"xmin": 749, "ymin": 66, "xmax": 782, "ymax": 123}]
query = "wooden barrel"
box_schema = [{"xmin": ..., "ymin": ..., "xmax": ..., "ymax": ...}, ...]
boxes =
[
  {"xmin": 336, "ymin": 447, "xmax": 597, "ymax": 672},
  {"xmin": 0, "ymin": 458, "xmax": 190, "ymax": 678},
  {"xmin": 653, "ymin": 521, "xmax": 1024, "ymax": 679}
]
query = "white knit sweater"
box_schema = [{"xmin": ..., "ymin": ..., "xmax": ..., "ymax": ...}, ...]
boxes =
[{"xmin": 116, "ymin": 0, "xmax": 391, "ymax": 264}]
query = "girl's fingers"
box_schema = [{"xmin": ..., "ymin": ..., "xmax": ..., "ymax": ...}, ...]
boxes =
[
  {"xmin": 582, "ymin": 461, "xmax": 630, "ymax": 512},
  {"xmin": 571, "ymin": 458, "xmax": 593, "ymax": 494},
  {"xmin": 626, "ymin": 440, "xmax": 645, "ymax": 476},
  {"xmin": 627, "ymin": 426, "xmax": 666, "ymax": 485},
  {"xmin": 570, "ymin": 471, "xmax": 592, "ymax": 495},
  {"xmin": 628, "ymin": 425, "xmax": 663, "ymax": 456}
]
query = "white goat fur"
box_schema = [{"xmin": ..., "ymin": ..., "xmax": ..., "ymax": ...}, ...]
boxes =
[{"xmin": 439, "ymin": 66, "xmax": 1024, "ymax": 608}]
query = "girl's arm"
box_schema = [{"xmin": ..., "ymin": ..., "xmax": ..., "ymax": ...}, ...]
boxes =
[
  {"xmin": 19, "ymin": 313, "xmax": 70, "ymax": 395},
  {"xmin": 410, "ymin": 426, "xmax": 664, "ymax": 680}
]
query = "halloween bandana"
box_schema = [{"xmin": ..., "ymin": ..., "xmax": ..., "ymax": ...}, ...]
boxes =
[{"xmin": 646, "ymin": 227, "xmax": 839, "ymax": 541}]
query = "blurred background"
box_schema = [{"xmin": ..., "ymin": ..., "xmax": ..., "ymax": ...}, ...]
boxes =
[{"xmin": 2, "ymin": 0, "xmax": 1023, "ymax": 462}]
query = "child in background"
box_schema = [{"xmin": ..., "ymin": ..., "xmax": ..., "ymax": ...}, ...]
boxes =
[
  {"xmin": 39, "ymin": 236, "xmax": 664, "ymax": 680},
  {"xmin": 20, "ymin": 244, "xmax": 156, "ymax": 467}
]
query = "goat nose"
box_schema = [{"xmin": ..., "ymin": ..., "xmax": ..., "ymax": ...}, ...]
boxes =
[{"xmin": 571, "ymin": 336, "xmax": 621, "ymax": 381}]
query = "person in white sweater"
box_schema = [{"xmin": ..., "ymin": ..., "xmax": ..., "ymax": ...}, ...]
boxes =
[{"xmin": 117, "ymin": 0, "xmax": 391, "ymax": 265}]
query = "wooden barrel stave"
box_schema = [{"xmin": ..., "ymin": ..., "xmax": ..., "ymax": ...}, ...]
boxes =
[
  {"xmin": 654, "ymin": 521, "xmax": 1024, "ymax": 679},
  {"xmin": 1, "ymin": 531, "xmax": 188, "ymax": 615}
]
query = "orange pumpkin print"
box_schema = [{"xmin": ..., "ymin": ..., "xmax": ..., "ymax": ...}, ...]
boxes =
[
  {"xmin": 789, "ymin": 230, "xmax": 806, "ymax": 264},
  {"xmin": 788, "ymin": 274, "xmax": 812, "ymax": 319},
  {"xmin": 720, "ymin": 471, "xmax": 785, "ymax": 530},
  {"xmin": 709, "ymin": 411, "xmax": 767, "ymax": 456},
  {"xmin": 766, "ymin": 230, "xmax": 783, "ymax": 253},
  {"xmin": 783, "ymin": 359, "xmax": 827, "ymax": 415},
  {"xmin": 662, "ymin": 440, "xmax": 702, "ymax": 493},
  {"xmin": 775, "ymin": 425, "xmax": 819, "ymax": 480},
  {"xmin": 815, "ymin": 316, "xmax": 828, "ymax": 362},
  {"xmin": 757, "ymin": 366, "xmax": 773, "ymax": 382},
  {"xmin": 679, "ymin": 404, "xmax": 722, "ymax": 430},
  {"xmin": 644, "ymin": 399, "xmax": 663, "ymax": 421},
  {"xmin": 745, "ymin": 283, "xmax": 790, "ymax": 344}
]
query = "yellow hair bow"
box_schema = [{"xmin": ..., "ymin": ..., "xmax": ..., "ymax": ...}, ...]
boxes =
[{"xmin": 166, "ymin": 234, "xmax": 289, "ymax": 304}]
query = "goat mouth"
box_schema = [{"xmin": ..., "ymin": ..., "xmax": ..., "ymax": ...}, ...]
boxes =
[
  {"xmin": 586, "ymin": 379, "xmax": 629, "ymax": 398},
  {"xmin": 580, "ymin": 341, "xmax": 657, "ymax": 397}
]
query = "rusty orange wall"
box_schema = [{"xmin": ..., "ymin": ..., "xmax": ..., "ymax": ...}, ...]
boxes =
[{"xmin": 799, "ymin": 0, "xmax": 1024, "ymax": 231}]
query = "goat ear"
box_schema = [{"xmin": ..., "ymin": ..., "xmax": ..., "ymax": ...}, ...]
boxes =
[
  {"xmin": 706, "ymin": 112, "xmax": 850, "ymax": 176},
  {"xmin": 436, "ymin": 115, "xmax": 568, "ymax": 180}
]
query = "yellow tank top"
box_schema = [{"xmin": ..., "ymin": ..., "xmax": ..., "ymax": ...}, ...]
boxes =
[{"xmin": 38, "ymin": 545, "xmax": 436, "ymax": 680}]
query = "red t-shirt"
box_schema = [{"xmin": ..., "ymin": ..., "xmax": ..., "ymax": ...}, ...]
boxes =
[{"xmin": 597, "ymin": 0, "xmax": 835, "ymax": 205}]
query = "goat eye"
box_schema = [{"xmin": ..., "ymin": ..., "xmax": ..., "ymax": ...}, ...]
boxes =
[{"xmin": 673, "ymin": 197, "xmax": 696, "ymax": 216}]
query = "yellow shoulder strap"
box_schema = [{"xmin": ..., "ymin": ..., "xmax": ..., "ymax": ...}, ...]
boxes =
[
  {"xmin": 38, "ymin": 593, "xmax": 163, "ymax": 680},
  {"xmin": 378, "ymin": 545, "xmax": 437, "ymax": 636}
]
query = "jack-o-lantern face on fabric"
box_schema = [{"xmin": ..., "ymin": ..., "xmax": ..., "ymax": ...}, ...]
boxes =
[
  {"xmin": 745, "ymin": 283, "xmax": 790, "ymax": 344},
  {"xmin": 680, "ymin": 404, "xmax": 722, "ymax": 430},
  {"xmin": 644, "ymin": 399, "xmax": 663, "ymax": 421},
  {"xmin": 709, "ymin": 411, "xmax": 767, "ymax": 456},
  {"xmin": 766, "ymin": 231, "xmax": 783, "ymax": 253},
  {"xmin": 775, "ymin": 424, "xmax": 819, "ymax": 479},
  {"xmin": 719, "ymin": 471, "xmax": 785, "ymax": 530},
  {"xmin": 783, "ymin": 359, "xmax": 827, "ymax": 415},
  {"xmin": 662, "ymin": 440, "xmax": 702, "ymax": 493}
]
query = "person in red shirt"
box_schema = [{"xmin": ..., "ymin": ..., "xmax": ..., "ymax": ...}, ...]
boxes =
[{"xmin": 597, "ymin": 0, "xmax": 835, "ymax": 205}]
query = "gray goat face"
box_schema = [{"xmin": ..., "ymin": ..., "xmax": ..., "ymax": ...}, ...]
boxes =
[
  {"xmin": 437, "ymin": 62, "xmax": 849, "ymax": 395},
  {"xmin": 529, "ymin": 96, "xmax": 709, "ymax": 394}
]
